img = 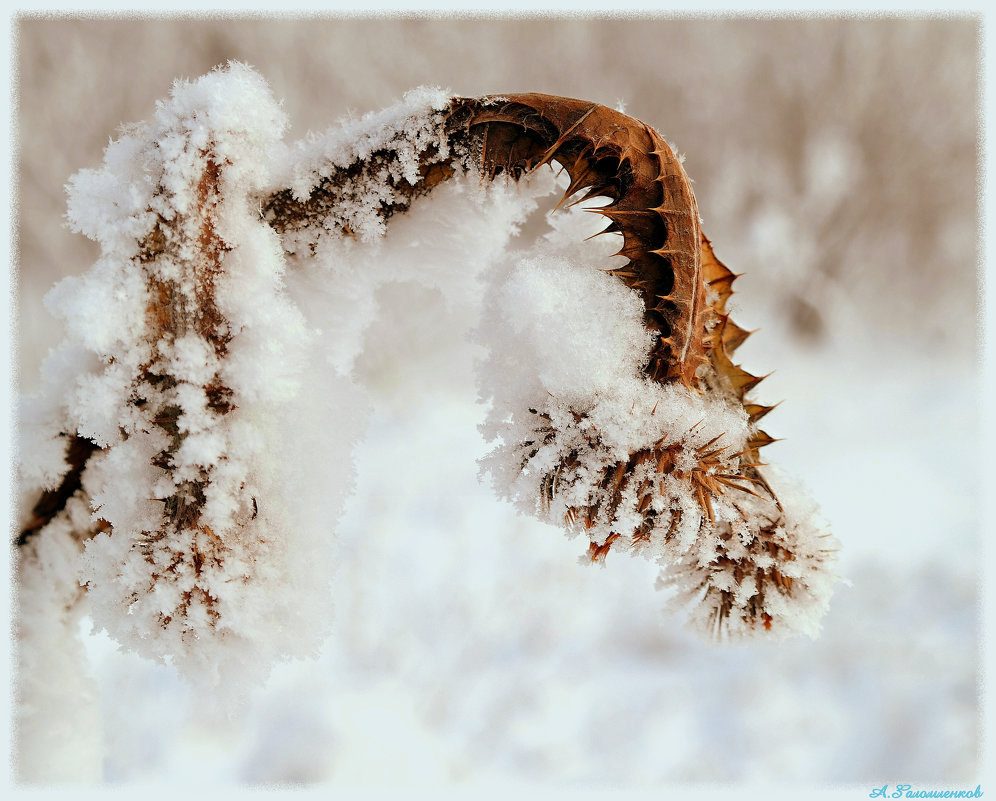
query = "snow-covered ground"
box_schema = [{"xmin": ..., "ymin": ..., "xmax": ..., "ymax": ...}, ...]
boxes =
[{"xmin": 10, "ymin": 16, "xmax": 981, "ymax": 789}]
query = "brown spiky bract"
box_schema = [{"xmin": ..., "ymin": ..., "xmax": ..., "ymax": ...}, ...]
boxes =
[{"xmin": 445, "ymin": 94, "xmax": 708, "ymax": 389}]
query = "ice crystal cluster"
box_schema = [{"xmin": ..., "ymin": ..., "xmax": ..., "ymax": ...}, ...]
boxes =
[{"xmin": 18, "ymin": 62, "xmax": 838, "ymax": 718}]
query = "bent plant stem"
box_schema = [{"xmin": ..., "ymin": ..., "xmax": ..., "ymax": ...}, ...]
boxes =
[{"xmin": 25, "ymin": 91, "xmax": 807, "ymax": 636}]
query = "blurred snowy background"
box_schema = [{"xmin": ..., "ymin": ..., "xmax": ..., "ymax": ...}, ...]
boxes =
[{"xmin": 13, "ymin": 15, "xmax": 980, "ymax": 786}]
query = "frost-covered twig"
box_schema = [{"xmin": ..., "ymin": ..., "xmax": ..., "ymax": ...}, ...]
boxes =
[
  {"xmin": 18, "ymin": 64, "xmax": 839, "ymax": 732},
  {"xmin": 19, "ymin": 64, "xmax": 364, "ymax": 694}
]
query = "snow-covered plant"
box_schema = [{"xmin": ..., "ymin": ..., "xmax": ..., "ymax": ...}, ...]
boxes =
[{"xmin": 17, "ymin": 64, "xmax": 840, "ymax": 733}]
